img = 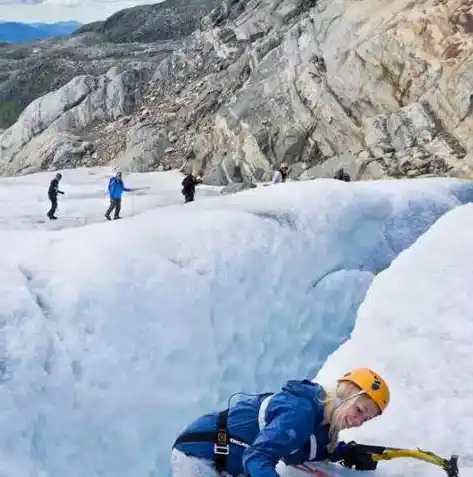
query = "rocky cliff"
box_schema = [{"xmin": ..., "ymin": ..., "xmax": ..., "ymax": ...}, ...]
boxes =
[
  {"xmin": 1, "ymin": 0, "xmax": 473, "ymax": 183},
  {"xmin": 0, "ymin": 0, "xmax": 217, "ymax": 130}
]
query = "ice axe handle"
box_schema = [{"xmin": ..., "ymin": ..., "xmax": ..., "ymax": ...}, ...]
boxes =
[{"xmin": 356, "ymin": 444, "xmax": 459, "ymax": 477}]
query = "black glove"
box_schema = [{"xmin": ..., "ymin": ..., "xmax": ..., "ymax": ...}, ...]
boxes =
[{"xmin": 339, "ymin": 441, "xmax": 378, "ymax": 471}]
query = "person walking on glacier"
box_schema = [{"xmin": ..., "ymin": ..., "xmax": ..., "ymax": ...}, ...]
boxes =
[
  {"xmin": 181, "ymin": 169, "xmax": 203, "ymax": 203},
  {"xmin": 272, "ymin": 163, "xmax": 289, "ymax": 184},
  {"xmin": 333, "ymin": 168, "xmax": 351, "ymax": 182},
  {"xmin": 105, "ymin": 171, "xmax": 133, "ymax": 220},
  {"xmin": 47, "ymin": 172, "xmax": 64, "ymax": 220},
  {"xmin": 171, "ymin": 368, "xmax": 389, "ymax": 477}
]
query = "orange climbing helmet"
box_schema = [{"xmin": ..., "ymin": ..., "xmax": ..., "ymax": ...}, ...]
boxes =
[{"xmin": 338, "ymin": 368, "xmax": 390, "ymax": 413}]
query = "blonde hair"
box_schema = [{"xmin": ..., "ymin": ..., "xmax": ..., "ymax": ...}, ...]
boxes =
[{"xmin": 321, "ymin": 381, "xmax": 364, "ymax": 452}]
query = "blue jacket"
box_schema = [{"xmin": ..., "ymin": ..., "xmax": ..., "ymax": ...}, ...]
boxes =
[
  {"xmin": 108, "ymin": 177, "xmax": 131, "ymax": 199},
  {"xmin": 174, "ymin": 380, "xmax": 338, "ymax": 477}
]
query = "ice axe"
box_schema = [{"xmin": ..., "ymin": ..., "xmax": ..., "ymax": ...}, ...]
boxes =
[
  {"xmin": 355, "ymin": 444, "xmax": 459, "ymax": 477},
  {"xmin": 295, "ymin": 445, "xmax": 458, "ymax": 477}
]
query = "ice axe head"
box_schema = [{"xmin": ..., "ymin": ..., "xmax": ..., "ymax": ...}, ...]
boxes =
[{"xmin": 445, "ymin": 455, "xmax": 459, "ymax": 477}]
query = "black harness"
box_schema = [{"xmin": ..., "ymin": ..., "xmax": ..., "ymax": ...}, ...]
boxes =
[
  {"xmin": 173, "ymin": 393, "xmax": 276, "ymax": 473},
  {"xmin": 173, "ymin": 409, "xmax": 249, "ymax": 473}
]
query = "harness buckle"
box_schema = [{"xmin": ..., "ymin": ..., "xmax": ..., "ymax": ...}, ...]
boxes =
[
  {"xmin": 215, "ymin": 429, "xmax": 229, "ymax": 455},
  {"xmin": 214, "ymin": 443, "xmax": 230, "ymax": 455}
]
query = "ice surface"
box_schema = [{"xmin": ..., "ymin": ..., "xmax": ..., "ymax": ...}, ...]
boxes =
[
  {"xmin": 0, "ymin": 168, "xmax": 471, "ymax": 477},
  {"xmin": 313, "ymin": 203, "xmax": 473, "ymax": 477}
]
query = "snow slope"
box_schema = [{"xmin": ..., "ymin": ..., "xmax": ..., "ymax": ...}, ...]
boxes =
[
  {"xmin": 312, "ymin": 202, "xmax": 473, "ymax": 477},
  {"xmin": 0, "ymin": 168, "xmax": 471, "ymax": 477}
]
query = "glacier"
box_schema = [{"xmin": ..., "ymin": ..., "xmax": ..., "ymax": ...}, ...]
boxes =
[{"xmin": 0, "ymin": 168, "xmax": 471, "ymax": 477}]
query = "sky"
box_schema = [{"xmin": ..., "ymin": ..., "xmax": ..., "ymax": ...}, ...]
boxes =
[
  {"xmin": 0, "ymin": 167, "xmax": 471, "ymax": 477},
  {"xmin": 0, "ymin": 0, "xmax": 162, "ymax": 24}
]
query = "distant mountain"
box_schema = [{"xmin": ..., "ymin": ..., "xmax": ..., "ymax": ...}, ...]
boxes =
[
  {"xmin": 0, "ymin": 21, "xmax": 81, "ymax": 44},
  {"xmin": 73, "ymin": 0, "xmax": 218, "ymax": 43},
  {"xmin": 31, "ymin": 21, "xmax": 82, "ymax": 36}
]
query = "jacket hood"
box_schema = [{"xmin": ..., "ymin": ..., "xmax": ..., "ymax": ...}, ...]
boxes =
[{"xmin": 281, "ymin": 379, "xmax": 326, "ymax": 403}]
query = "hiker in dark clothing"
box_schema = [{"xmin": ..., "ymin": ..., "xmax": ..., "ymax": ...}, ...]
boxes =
[
  {"xmin": 181, "ymin": 170, "xmax": 203, "ymax": 203},
  {"xmin": 105, "ymin": 171, "xmax": 133, "ymax": 220},
  {"xmin": 272, "ymin": 163, "xmax": 289, "ymax": 184},
  {"xmin": 47, "ymin": 173, "xmax": 64, "ymax": 220},
  {"xmin": 334, "ymin": 167, "xmax": 351, "ymax": 182}
]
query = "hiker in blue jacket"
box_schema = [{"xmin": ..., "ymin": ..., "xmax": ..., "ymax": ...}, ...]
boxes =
[
  {"xmin": 105, "ymin": 171, "xmax": 133, "ymax": 220},
  {"xmin": 171, "ymin": 368, "xmax": 390, "ymax": 477}
]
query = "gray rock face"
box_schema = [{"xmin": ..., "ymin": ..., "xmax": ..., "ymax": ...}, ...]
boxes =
[
  {"xmin": 0, "ymin": 67, "xmax": 148, "ymax": 174},
  {"xmin": 113, "ymin": 122, "xmax": 171, "ymax": 172},
  {"xmin": 220, "ymin": 181, "xmax": 257, "ymax": 195},
  {"xmin": 2, "ymin": 0, "xmax": 473, "ymax": 182},
  {"xmin": 0, "ymin": 37, "xmax": 172, "ymax": 130},
  {"xmin": 189, "ymin": 0, "xmax": 473, "ymax": 183}
]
